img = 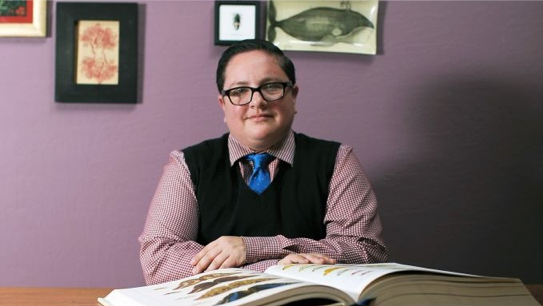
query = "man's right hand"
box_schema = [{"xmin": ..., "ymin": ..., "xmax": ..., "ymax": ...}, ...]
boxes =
[
  {"xmin": 278, "ymin": 253, "xmax": 337, "ymax": 265},
  {"xmin": 190, "ymin": 236, "xmax": 247, "ymax": 275}
]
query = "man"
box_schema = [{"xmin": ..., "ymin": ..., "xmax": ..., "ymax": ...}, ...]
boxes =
[{"xmin": 139, "ymin": 39, "xmax": 387, "ymax": 285}]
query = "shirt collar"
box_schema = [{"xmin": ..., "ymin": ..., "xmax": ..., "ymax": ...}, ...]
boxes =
[{"xmin": 228, "ymin": 130, "xmax": 295, "ymax": 166}]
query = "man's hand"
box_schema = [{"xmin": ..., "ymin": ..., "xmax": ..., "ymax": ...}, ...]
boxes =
[
  {"xmin": 190, "ymin": 236, "xmax": 247, "ymax": 275},
  {"xmin": 278, "ymin": 253, "xmax": 337, "ymax": 265}
]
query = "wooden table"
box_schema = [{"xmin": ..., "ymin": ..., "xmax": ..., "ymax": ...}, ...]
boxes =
[
  {"xmin": 0, "ymin": 287, "xmax": 111, "ymax": 306},
  {"xmin": 0, "ymin": 285, "xmax": 541, "ymax": 305}
]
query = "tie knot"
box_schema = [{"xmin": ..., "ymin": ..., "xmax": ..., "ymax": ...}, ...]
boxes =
[{"xmin": 246, "ymin": 153, "xmax": 273, "ymax": 169}]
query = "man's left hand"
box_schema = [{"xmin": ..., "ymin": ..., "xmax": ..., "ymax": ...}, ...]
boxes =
[
  {"xmin": 190, "ymin": 236, "xmax": 246, "ymax": 275},
  {"xmin": 278, "ymin": 253, "xmax": 337, "ymax": 265}
]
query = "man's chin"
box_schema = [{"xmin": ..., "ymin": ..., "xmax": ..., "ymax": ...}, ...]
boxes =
[
  {"xmin": 247, "ymin": 126, "xmax": 275, "ymax": 139},
  {"xmin": 245, "ymin": 131, "xmax": 282, "ymax": 150}
]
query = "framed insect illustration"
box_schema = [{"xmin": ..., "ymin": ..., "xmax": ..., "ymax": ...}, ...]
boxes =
[
  {"xmin": 0, "ymin": 0, "xmax": 47, "ymax": 37},
  {"xmin": 266, "ymin": 1, "xmax": 379, "ymax": 55},
  {"xmin": 215, "ymin": 1, "xmax": 261, "ymax": 45},
  {"xmin": 55, "ymin": 2, "xmax": 138, "ymax": 103}
]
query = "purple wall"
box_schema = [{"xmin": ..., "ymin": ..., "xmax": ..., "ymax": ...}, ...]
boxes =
[{"xmin": 0, "ymin": 1, "xmax": 541, "ymax": 287}]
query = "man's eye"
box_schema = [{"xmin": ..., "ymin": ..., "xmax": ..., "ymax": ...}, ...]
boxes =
[
  {"xmin": 262, "ymin": 84, "xmax": 283, "ymax": 93},
  {"xmin": 263, "ymin": 83, "xmax": 281, "ymax": 90},
  {"xmin": 230, "ymin": 88, "xmax": 249, "ymax": 96}
]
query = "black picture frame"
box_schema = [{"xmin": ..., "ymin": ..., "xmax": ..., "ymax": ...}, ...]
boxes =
[
  {"xmin": 55, "ymin": 2, "xmax": 138, "ymax": 103},
  {"xmin": 214, "ymin": 1, "xmax": 260, "ymax": 46}
]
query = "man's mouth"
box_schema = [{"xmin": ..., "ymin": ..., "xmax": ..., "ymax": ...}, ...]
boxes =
[{"xmin": 248, "ymin": 114, "xmax": 272, "ymax": 121}]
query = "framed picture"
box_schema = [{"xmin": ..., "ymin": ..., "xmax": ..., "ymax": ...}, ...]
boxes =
[
  {"xmin": 55, "ymin": 2, "xmax": 138, "ymax": 103},
  {"xmin": 0, "ymin": 0, "xmax": 47, "ymax": 37},
  {"xmin": 266, "ymin": 1, "xmax": 379, "ymax": 55},
  {"xmin": 215, "ymin": 1, "xmax": 260, "ymax": 45}
]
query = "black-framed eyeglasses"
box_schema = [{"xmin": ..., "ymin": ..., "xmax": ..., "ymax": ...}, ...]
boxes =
[{"xmin": 221, "ymin": 82, "xmax": 293, "ymax": 106}]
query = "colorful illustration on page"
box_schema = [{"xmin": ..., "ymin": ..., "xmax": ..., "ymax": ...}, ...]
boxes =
[
  {"xmin": 173, "ymin": 273, "xmax": 238, "ymax": 290},
  {"xmin": 187, "ymin": 275, "xmax": 255, "ymax": 294},
  {"xmin": 323, "ymin": 266, "xmax": 344, "ymax": 276},
  {"xmin": 351, "ymin": 269, "xmax": 372, "ymax": 277},
  {"xmin": 214, "ymin": 283, "xmax": 293, "ymax": 305},
  {"xmin": 336, "ymin": 267, "xmax": 357, "ymax": 276},
  {"xmin": 282, "ymin": 264, "xmax": 296, "ymax": 270},
  {"xmin": 196, "ymin": 278, "xmax": 278, "ymax": 300},
  {"xmin": 311, "ymin": 265, "xmax": 328, "ymax": 272},
  {"xmin": 298, "ymin": 264, "xmax": 318, "ymax": 272}
]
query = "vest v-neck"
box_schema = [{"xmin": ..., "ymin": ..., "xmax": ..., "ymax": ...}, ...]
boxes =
[{"xmin": 183, "ymin": 132, "xmax": 339, "ymax": 245}]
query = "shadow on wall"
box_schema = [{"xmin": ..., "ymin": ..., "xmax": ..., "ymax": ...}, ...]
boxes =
[{"xmin": 373, "ymin": 72, "xmax": 543, "ymax": 283}]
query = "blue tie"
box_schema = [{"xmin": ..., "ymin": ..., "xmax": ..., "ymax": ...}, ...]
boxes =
[{"xmin": 246, "ymin": 153, "xmax": 274, "ymax": 195}]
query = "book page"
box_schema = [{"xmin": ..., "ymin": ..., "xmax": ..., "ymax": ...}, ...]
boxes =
[
  {"xmin": 99, "ymin": 268, "xmax": 352, "ymax": 306},
  {"xmin": 264, "ymin": 262, "xmax": 482, "ymax": 302}
]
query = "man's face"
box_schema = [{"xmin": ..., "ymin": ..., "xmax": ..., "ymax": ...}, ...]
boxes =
[{"xmin": 218, "ymin": 50, "xmax": 298, "ymax": 151}]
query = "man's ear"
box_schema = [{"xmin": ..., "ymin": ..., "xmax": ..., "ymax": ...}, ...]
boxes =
[
  {"xmin": 291, "ymin": 85, "xmax": 299, "ymax": 115},
  {"xmin": 291, "ymin": 84, "xmax": 299, "ymax": 99},
  {"xmin": 218, "ymin": 94, "xmax": 228, "ymax": 123},
  {"xmin": 218, "ymin": 94, "xmax": 226, "ymax": 110}
]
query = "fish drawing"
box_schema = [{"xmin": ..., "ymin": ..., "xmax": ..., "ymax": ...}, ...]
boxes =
[
  {"xmin": 214, "ymin": 283, "xmax": 293, "ymax": 305},
  {"xmin": 268, "ymin": 1, "xmax": 375, "ymax": 47},
  {"xmin": 323, "ymin": 266, "xmax": 343, "ymax": 276},
  {"xmin": 173, "ymin": 272, "xmax": 237, "ymax": 290}
]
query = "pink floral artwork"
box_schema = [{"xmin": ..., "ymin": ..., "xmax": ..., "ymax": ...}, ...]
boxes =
[{"xmin": 76, "ymin": 21, "xmax": 120, "ymax": 85}]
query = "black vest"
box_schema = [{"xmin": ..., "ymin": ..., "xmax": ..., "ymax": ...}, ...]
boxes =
[{"xmin": 183, "ymin": 133, "xmax": 340, "ymax": 245}]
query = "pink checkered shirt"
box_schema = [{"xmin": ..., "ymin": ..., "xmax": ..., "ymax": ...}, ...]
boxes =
[{"xmin": 139, "ymin": 131, "xmax": 388, "ymax": 285}]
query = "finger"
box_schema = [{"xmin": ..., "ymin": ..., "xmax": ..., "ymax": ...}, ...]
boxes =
[
  {"xmin": 278, "ymin": 254, "xmax": 297, "ymax": 265},
  {"xmin": 218, "ymin": 255, "xmax": 243, "ymax": 269},
  {"xmin": 205, "ymin": 252, "xmax": 229, "ymax": 272},
  {"xmin": 302, "ymin": 253, "xmax": 336, "ymax": 264},
  {"xmin": 192, "ymin": 248, "xmax": 220, "ymax": 274},
  {"xmin": 286, "ymin": 254, "xmax": 310, "ymax": 264},
  {"xmin": 303, "ymin": 253, "xmax": 326, "ymax": 261},
  {"xmin": 277, "ymin": 257, "xmax": 288, "ymax": 265},
  {"xmin": 219, "ymin": 258, "xmax": 233, "ymax": 269},
  {"xmin": 190, "ymin": 242, "xmax": 216, "ymax": 266},
  {"xmin": 190, "ymin": 251, "xmax": 203, "ymax": 266},
  {"xmin": 294, "ymin": 256, "xmax": 310, "ymax": 264}
]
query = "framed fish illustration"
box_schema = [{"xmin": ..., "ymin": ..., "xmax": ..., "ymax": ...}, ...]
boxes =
[{"xmin": 266, "ymin": 0, "xmax": 379, "ymax": 55}]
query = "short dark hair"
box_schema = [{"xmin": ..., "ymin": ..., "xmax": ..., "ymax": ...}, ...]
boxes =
[{"xmin": 216, "ymin": 39, "xmax": 296, "ymax": 93}]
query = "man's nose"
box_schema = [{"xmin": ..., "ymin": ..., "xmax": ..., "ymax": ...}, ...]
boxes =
[{"xmin": 249, "ymin": 90, "xmax": 267, "ymax": 107}]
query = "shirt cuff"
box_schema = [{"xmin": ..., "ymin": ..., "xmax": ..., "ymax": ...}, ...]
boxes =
[{"xmin": 242, "ymin": 236, "xmax": 284, "ymax": 263}]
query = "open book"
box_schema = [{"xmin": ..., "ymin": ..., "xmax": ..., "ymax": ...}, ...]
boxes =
[{"xmin": 98, "ymin": 263, "xmax": 540, "ymax": 306}]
